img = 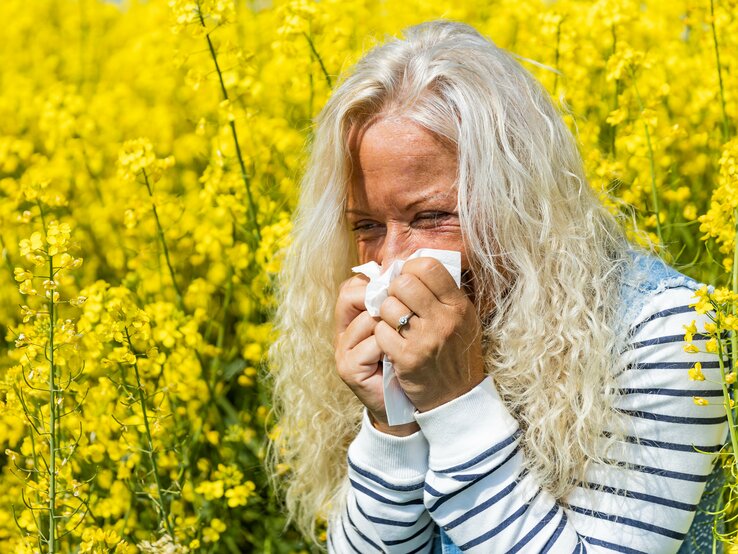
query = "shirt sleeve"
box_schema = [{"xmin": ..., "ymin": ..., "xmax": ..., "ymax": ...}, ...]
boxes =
[
  {"xmin": 327, "ymin": 408, "xmax": 437, "ymax": 553},
  {"xmin": 413, "ymin": 285, "xmax": 730, "ymax": 553}
]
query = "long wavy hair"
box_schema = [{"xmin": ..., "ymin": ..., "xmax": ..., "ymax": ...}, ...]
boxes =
[{"xmin": 266, "ymin": 19, "xmax": 641, "ymax": 547}]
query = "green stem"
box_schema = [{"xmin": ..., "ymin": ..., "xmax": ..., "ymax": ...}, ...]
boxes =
[
  {"xmin": 197, "ymin": 6, "xmax": 261, "ymax": 243},
  {"xmin": 644, "ymin": 124, "xmax": 662, "ymax": 246},
  {"xmin": 210, "ymin": 261, "xmax": 234, "ymax": 393},
  {"xmin": 125, "ymin": 327, "xmax": 175, "ymax": 539},
  {"xmin": 710, "ymin": 0, "xmax": 730, "ymax": 142},
  {"xmin": 732, "ymin": 208, "xmax": 738, "ymax": 421},
  {"xmin": 36, "ymin": 200, "xmax": 47, "ymax": 233},
  {"xmin": 717, "ymin": 336, "xmax": 738, "ymax": 461},
  {"xmin": 301, "ymin": 31, "xmax": 332, "ymax": 89},
  {"xmin": 139, "ymin": 170, "xmax": 223, "ymax": 425},
  {"xmin": 630, "ymin": 67, "xmax": 663, "ymax": 246},
  {"xmin": 47, "ymin": 253, "xmax": 56, "ymax": 554},
  {"xmin": 28, "ymin": 428, "xmax": 41, "ymax": 494},
  {"xmin": 141, "ymin": 169, "xmax": 184, "ymax": 311}
]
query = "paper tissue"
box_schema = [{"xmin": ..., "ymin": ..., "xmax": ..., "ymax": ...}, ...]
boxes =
[{"xmin": 351, "ymin": 248, "xmax": 462, "ymax": 425}]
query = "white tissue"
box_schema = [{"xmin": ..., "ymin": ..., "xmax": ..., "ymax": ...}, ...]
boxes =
[{"xmin": 351, "ymin": 249, "xmax": 462, "ymax": 425}]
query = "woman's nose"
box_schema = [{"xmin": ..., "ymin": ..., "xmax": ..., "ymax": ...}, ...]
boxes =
[{"xmin": 379, "ymin": 225, "xmax": 413, "ymax": 269}]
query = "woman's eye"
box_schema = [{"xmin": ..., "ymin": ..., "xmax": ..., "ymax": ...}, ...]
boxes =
[
  {"xmin": 414, "ymin": 212, "xmax": 452, "ymax": 226},
  {"xmin": 351, "ymin": 221, "xmax": 382, "ymax": 232}
]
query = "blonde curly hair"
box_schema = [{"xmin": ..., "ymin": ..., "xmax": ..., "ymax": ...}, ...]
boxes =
[{"xmin": 266, "ymin": 19, "xmax": 637, "ymax": 548}]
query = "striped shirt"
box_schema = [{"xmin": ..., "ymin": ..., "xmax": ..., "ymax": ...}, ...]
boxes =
[{"xmin": 327, "ymin": 286, "xmax": 730, "ymax": 553}]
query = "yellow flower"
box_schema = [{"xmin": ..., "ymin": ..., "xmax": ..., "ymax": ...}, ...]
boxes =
[
  {"xmin": 683, "ymin": 320, "xmax": 697, "ymax": 342},
  {"xmin": 713, "ymin": 288, "xmax": 735, "ymax": 304},
  {"xmin": 117, "ymin": 138, "xmax": 156, "ymax": 175},
  {"xmin": 683, "ymin": 203, "xmax": 697, "ymax": 221},
  {"xmin": 195, "ymin": 479, "xmax": 224, "ymax": 500},
  {"xmin": 726, "ymin": 372, "xmax": 737, "ymax": 385},
  {"xmin": 211, "ymin": 518, "xmax": 227, "ymax": 533},
  {"xmin": 693, "ymin": 397, "xmax": 709, "ymax": 406},
  {"xmin": 20, "ymin": 304, "xmax": 35, "ymax": 322},
  {"xmin": 606, "ymin": 107, "xmax": 628, "ymax": 126},
  {"xmin": 663, "ymin": 186, "xmax": 691, "ymax": 203},
  {"xmin": 203, "ymin": 518, "xmax": 228, "ymax": 543},
  {"xmin": 684, "ymin": 344, "xmax": 699, "ymax": 354},
  {"xmin": 605, "ymin": 45, "xmax": 645, "ymax": 81},
  {"xmin": 225, "ymin": 481, "xmax": 256, "ymax": 507},
  {"xmin": 699, "ymin": 139, "xmax": 738, "ymax": 269},
  {"xmin": 42, "ymin": 278, "xmax": 58, "ymax": 291},
  {"xmin": 18, "ymin": 280, "xmax": 37, "ymax": 296},
  {"xmin": 13, "ymin": 267, "xmax": 32, "ymax": 282},
  {"xmin": 688, "ymin": 286, "xmax": 713, "ymax": 315},
  {"xmin": 19, "ymin": 231, "xmax": 44, "ymax": 256},
  {"xmin": 206, "ymin": 429, "xmax": 220, "ymax": 445},
  {"xmin": 45, "ymin": 289, "xmax": 60, "ymax": 303},
  {"xmin": 705, "ymin": 338, "xmax": 718, "ymax": 353},
  {"xmin": 69, "ymin": 295, "xmax": 87, "ymax": 307},
  {"xmin": 46, "ymin": 220, "xmax": 72, "ymax": 254},
  {"xmin": 688, "ymin": 362, "xmax": 705, "ymax": 381},
  {"xmin": 725, "ymin": 315, "xmax": 738, "ymax": 331}
]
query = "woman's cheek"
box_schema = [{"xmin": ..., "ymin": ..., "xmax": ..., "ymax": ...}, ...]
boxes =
[
  {"xmin": 418, "ymin": 228, "xmax": 467, "ymax": 263},
  {"xmin": 355, "ymin": 241, "xmax": 376, "ymax": 265},
  {"xmin": 354, "ymin": 226, "xmax": 466, "ymax": 266}
]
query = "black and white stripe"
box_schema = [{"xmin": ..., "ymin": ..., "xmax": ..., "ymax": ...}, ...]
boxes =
[{"xmin": 328, "ymin": 286, "xmax": 730, "ymax": 553}]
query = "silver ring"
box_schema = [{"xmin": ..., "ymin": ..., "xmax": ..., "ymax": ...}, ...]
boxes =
[{"xmin": 396, "ymin": 312, "xmax": 416, "ymax": 333}]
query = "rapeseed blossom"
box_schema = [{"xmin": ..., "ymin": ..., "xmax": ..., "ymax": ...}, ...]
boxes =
[
  {"xmin": 689, "ymin": 362, "xmax": 705, "ymax": 381},
  {"xmin": 0, "ymin": 0, "xmax": 737, "ymax": 550},
  {"xmin": 700, "ymin": 138, "xmax": 738, "ymax": 272}
]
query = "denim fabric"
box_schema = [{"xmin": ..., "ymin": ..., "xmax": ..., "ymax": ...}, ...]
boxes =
[{"xmin": 428, "ymin": 250, "xmax": 725, "ymax": 553}]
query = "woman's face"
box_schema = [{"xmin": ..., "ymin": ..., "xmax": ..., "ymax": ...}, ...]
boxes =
[{"xmin": 346, "ymin": 116, "xmax": 469, "ymax": 271}]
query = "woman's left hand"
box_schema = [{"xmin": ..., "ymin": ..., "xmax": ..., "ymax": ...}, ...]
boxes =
[{"xmin": 374, "ymin": 257, "xmax": 486, "ymax": 412}]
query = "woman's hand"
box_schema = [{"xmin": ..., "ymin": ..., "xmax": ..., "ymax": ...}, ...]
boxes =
[
  {"xmin": 374, "ymin": 257, "xmax": 485, "ymax": 412},
  {"xmin": 334, "ymin": 274, "xmax": 420, "ymax": 436}
]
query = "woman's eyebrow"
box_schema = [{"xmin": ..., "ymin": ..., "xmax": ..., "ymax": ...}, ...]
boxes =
[
  {"xmin": 403, "ymin": 194, "xmax": 454, "ymax": 211},
  {"xmin": 345, "ymin": 208, "xmax": 370, "ymax": 216},
  {"xmin": 345, "ymin": 194, "xmax": 455, "ymax": 216}
]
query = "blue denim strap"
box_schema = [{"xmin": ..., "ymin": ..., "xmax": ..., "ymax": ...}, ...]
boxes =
[{"xmin": 432, "ymin": 526, "xmax": 462, "ymax": 553}]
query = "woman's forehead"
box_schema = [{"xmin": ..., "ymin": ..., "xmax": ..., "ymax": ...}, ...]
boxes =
[
  {"xmin": 347, "ymin": 117, "xmax": 457, "ymax": 204},
  {"xmin": 348, "ymin": 116, "xmax": 453, "ymax": 162},
  {"xmin": 347, "ymin": 158, "xmax": 457, "ymax": 196},
  {"xmin": 347, "ymin": 144, "xmax": 457, "ymax": 213}
]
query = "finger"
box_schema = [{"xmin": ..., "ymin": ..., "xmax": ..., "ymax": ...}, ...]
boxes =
[
  {"xmin": 378, "ymin": 295, "xmax": 419, "ymax": 338},
  {"xmin": 335, "ymin": 274, "xmax": 371, "ymax": 333},
  {"xmin": 347, "ymin": 334, "xmax": 383, "ymax": 372},
  {"xmin": 397, "ymin": 257, "xmax": 462, "ymax": 306},
  {"xmin": 341, "ymin": 311, "xmax": 379, "ymax": 351},
  {"xmin": 374, "ymin": 319, "xmax": 405, "ymax": 359},
  {"xmin": 386, "ymin": 272, "xmax": 437, "ymax": 318}
]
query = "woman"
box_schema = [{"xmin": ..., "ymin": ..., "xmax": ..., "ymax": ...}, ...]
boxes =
[{"xmin": 267, "ymin": 20, "xmax": 728, "ymax": 553}]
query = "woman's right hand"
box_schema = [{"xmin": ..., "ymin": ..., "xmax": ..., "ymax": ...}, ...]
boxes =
[{"xmin": 334, "ymin": 274, "xmax": 420, "ymax": 437}]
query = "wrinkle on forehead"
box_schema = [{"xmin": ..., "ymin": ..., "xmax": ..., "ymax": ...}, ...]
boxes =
[
  {"xmin": 347, "ymin": 116, "xmax": 458, "ymax": 199},
  {"xmin": 348, "ymin": 115, "xmax": 457, "ymax": 169}
]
